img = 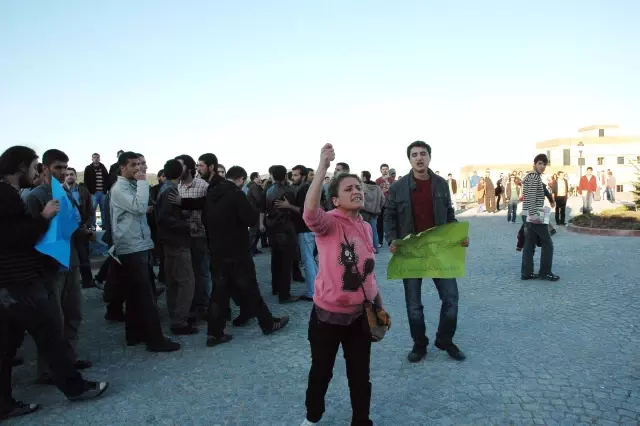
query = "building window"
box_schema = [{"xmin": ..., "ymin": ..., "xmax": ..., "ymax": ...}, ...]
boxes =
[
  {"xmin": 617, "ymin": 156, "xmax": 625, "ymax": 165},
  {"xmin": 616, "ymin": 185, "xmax": 623, "ymax": 193},
  {"xmin": 597, "ymin": 157, "xmax": 604, "ymax": 165},
  {"xmin": 599, "ymin": 128, "xmax": 605, "ymax": 137},
  {"xmin": 563, "ymin": 149, "xmax": 570, "ymax": 166},
  {"xmin": 546, "ymin": 150, "xmax": 551, "ymax": 165}
]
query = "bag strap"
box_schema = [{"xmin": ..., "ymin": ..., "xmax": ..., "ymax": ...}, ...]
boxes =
[{"xmin": 341, "ymin": 231, "xmax": 370, "ymax": 303}]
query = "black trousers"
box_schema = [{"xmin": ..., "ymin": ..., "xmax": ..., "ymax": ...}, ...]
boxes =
[
  {"xmin": 104, "ymin": 253, "xmax": 157, "ymax": 313},
  {"xmin": 555, "ymin": 196, "xmax": 567, "ymax": 224},
  {"xmin": 269, "ymin": 230, "xmax": 296, "ymax": 301},
  {"xmin": 96, "ymin": 256, "xmax": 111, "ymax": 282},
  {"xmin": 76, "ymin": 241, "xmax": 93, "ymax": 287},
  {"xmin": 207, "ymin": 253, "xmax": 273, "ymax": 337},
  {"xmin": 0, "ymin": 283, "xmax": 85, "ymax": 402},
  {"xmin": 118, "ymin": 251, "xmax": 164, "ymax": 344},
  {"xmin": 377, "ymin": 207, "xmax": 385, "ymax": 246},
  {"xmin": 305, "ymin": 307, "xmax": 372, "ymax": 426}
]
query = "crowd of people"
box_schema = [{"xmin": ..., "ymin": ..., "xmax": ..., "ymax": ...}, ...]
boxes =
[{"xmin": 2, "ymin": 139, "xmax": 574, "ymax": 425}]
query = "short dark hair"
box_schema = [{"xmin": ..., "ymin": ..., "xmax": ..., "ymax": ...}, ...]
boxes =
[
  {"xmin": 533, "ymin": 153, "xmax": 549, "ymax": 165},
  {"xmin": 586, "ymin": 166, "xmax": 593, "ymax": 171},
  {"xmin": 163, "ymin": 159, "xmax": 183, "ymax": 180},
  {"xmin": 175, "ymin": 154, "xmax": 196, "ymax": 177},
  {"xmin": 67, "ymin": 167, "xmax": 77, "ymax": 175},
  {"xmin": 92, "ymin": 153, "xmax": 99, "ymax": 157},
  {"xmin": 226, "ymin": 166, "xmax": 247, "ymax": 181},
  {"xmin": 447, "ymin": 173, "xmax": 452, "ymax": 177},
  {"xmin": 380, "ymin": 163, "xmax": 389, "ymax": 170},
  {"xmin": 406, "ymin": 141, "xmax": 431, "ymax": 159},
  {"xmin": 0, "ymin": 146, "xmax": 39, "ymax": 176},
  {"xmin": 292, "ymin": 165, "xmax": 308, "ymax": 177},
  {"xmin": 307, "ymin": 168, "xmax": 314, "ymax": 173},
  {"xmin": 36, "ymin": 162, "xmax": 43, "ymax": 174},
  {"xmin": 362, "ymin": 171, "xmax": 371, "ymax": 181},
  {"xmin": 287, "ymin": 171, "xmax": 293, "ymax": 180},
  {"xmin": 217, "ymin": 164, "xmax": 226, "ymax": 171},
  {"xmin": 270, "ymin": 165, "xmax": 288, "ymax": 181},
  {"xmin": 136, "ymin": 153, "xmax": 144, "ymax": 159},
  {"xmin": 157, "ymin": 169, "xmax": 165, "ymax": 177},
  {"xmin": 118, "ymin": 151, "xmax": 140, "ymax": 167},
  {"xmin": 198, "ymin": 153, "xmax": 218, "ymax": 168},
  {"xmin": 250, "ymin": 172, "xmax": 260, "ymax": 181},
  {"xmin": 42, "ymin": 149, "xmax": 69, "ymax": 167},
  {"xmin": 328, "ymin": 173, "xmax": 361, "ymax": 201},
  {"xmin": 117, "ymin": 150, "xmax": 124, "ymax": 156},
  {"xmin": 336, "ymin": 162, "xmax": 350, "ymax": 172}
]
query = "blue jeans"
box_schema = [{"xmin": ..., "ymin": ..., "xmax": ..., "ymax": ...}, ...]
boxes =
[
  {"xmin": 298, "ymin": 232, "xmax": 318, "ymax": 297},
  {"xmin": 92, "ymin": 191, "xmax": 106, "ymax": 227},
  {"xmin": 507, "ymin": 200, "xmax": 519, "ymax": 222},
  {"xmin": 365, "ymin": 215, "xmax": 379, "ymax": 251},
  {"xmin": 402, "ymin": 278, "xmax": 459, "ymax": 348}
]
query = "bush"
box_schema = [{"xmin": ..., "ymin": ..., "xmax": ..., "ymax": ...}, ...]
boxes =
[{"xmin": 570, "ymin": 209, "xmax": 640, "ymax": 230}]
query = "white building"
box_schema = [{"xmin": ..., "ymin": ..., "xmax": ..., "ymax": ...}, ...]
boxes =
[{"xmin": 536, "ymin": 124, "xmax": 640, "ymax": 192}]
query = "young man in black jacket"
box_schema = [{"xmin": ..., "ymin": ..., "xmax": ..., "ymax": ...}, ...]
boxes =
[
  {"xmin": 0, "ymin": 146, "xmax": 108, "ymax": 421},
  {"xmin": 83, "ymin": 153, "xmax": 109, "ymax": 227},
  {"xmin": 204, "ymin": 166, "xmax": 289, "ymax": 347},
  {"xmin": 155, "ymin": 159, "xmax": 198, "ymax": 335}
]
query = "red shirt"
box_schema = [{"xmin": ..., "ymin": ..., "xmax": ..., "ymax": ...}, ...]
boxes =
[{"xmin": 411, "ymin": 178, "xmax": 435, "ymax": 233}]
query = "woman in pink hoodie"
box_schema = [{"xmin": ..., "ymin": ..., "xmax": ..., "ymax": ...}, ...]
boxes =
[{"xmin": 299, "ymin": 144, "xmax": 384, "ymax": 426}]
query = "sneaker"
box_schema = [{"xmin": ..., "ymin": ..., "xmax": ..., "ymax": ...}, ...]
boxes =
[
  {"xmin": 206, "ymin": 334, "xmax": 233, "ymax": 347},
  {"xmin": 0, "ymin": 399, "xmax": 40, "ymax": 420},
  {"xmin": 146, "ymin": 338, "xmax": 181, "ymax": 352},
  {"xmin": 300, "ymin": 419, "xmax": 318, "ymax": 426},
  {"xmin": 67, "ymin": 381, "xmax": 109, "ymax": 401},
  {"xmin": 407, "ymin": 344, "xmax": 427, "ymax": 363},
  {"xmin": 263, "ymin": 316, "xmax": 290, "ymax": 335}
]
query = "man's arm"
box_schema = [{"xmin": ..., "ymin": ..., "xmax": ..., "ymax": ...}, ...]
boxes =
[
  {"xmin": 156, "ymin": 190, "xmax": 191, "ymax": 232},
  {"xmin": 178, "ymin": 196, "xmax": 206, "ymax": 211},
  {"xmin": 0, "ymin": 187, "xmax": 51, "ymax": 248},
  {"xmin": 110, "ymin": 181, "xmax": 149, "ymax": 215},
  {"xmin": 25, "ymin": 189, "xmax": 46, "ymax": 217},
  {"xmin": 236, "ymin": 190, "xmax": 259, "ymax": 228},
  {"xmin": 522, "ymin": 174, "xmax": 542, "ymax": 220},
  {"xmin": 383, "ymin": 186, "xmax": 398, "ymax": 243}
]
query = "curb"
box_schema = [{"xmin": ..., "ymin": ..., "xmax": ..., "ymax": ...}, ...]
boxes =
[{"xmin": 566, "ymin": 223, "xmax": 640, "ymax": 237}]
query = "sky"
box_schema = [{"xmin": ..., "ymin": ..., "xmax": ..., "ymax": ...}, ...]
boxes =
[{"xmin": 1, "ymin": 0, "xmax": 638, "ymax": 177}]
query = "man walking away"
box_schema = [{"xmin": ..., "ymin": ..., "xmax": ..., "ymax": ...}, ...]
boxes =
[
  {"xmin": 204, "ymin": 166, "xmax": 289, "ymax": 347},
  {"xmin": 551, "ymin": 171, "xmax": 569, "ymax": 225},
  {"xmin": 0, "ymin": 146, "xmax": 108, "ymax": 421},
  {"xmin": 521, "ymin": 154, "xmax": 559, "ymax": 282}
]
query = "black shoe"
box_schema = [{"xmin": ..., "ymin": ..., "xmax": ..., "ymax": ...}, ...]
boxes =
[
  {"xmin": 146, "ymin": 338, "xmax": 181, "ymax": 352},
  {"xmin": 126, "ymin": 335, "xmax": 145, "ymax": 346},
  {"xmin": 272, "ymin": 290, "xmax": 279, "ymax": 296},
  {"xmin": 252, "ymin": 250, "xmax": 263, "ymax": 255},
  {"xmin": 279, "ymin": 296, "xmax": 301, "ymax": 304},
  {"xmin": 407, "ymin": 345, "xmax": 427, "ymax": 363},
  {"xmin": 232, "ymin": 315, "xmax": 253, "ymax": 327},
  {"xmin": 11, "ymin": 357, "xmax": 24, "ymax": 367},
  {"xmin": 539, "ymin": 273, "xmax": 560, "ymax": 282},
  {"xmin": 104, "ymin": 309, "xmax": 125, "ymax": 322},
  {"xmin": 550, "ymin": 229, "xmax": 557, "ymax": 236},
  {"xmin": 0, "ymin": 399, "xmax": 40, "ymax": 420},
  {"xmin": 263, "ymin": 316, "xmax": 290, "ymax": 335},
  {"xmin": 435, "ymin": 341, "xmax": 466, "ymax": 361},
  {"xmin": 74, "ymin": 360, "xmax": 92, "ymax": 370},
  {"xmin": 82, "ymin": 280, "xmax": 96, "ymax": 289},
  {"xmin": 35, "ymin": 375, "xmax": 55, "ymax": 386},
  {"xmin": 299, "ymin": 295, "xmax": 314, "ymax": 302},
  {"xmin": 171, "ymin": 325, "xmax": 199, "ymax": 335},
  {"xmin": 67, "ymin": 381, "xmax": 109, "ymax": 401},
  {"xmin": 206, "ymin": 334, "xmax": 233, "ymax": 347},
  {"xmin": 521, "ymin": 273, "xmax": 539, "ymax": 280},
  {"xmin": 292, "ymin": 273, "xmax": 305, "ymax": 283}
]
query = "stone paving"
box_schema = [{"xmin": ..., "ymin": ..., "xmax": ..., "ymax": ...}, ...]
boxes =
[{"xmin": 7, "ymin": 203, "xmax": 640, "ymax": 425}]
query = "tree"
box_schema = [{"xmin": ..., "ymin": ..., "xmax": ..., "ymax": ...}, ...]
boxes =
[{"xmin": 632, "ymin": 158, "xmax": 640, "ymax": 209}]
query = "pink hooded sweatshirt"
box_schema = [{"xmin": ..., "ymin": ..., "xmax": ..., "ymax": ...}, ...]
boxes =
[{"xmin": 303, "ymin": 207, "xmax": 379, "ymax": 314}]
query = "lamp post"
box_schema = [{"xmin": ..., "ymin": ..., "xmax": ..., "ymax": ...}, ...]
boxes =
[{"xmin": 578, "ymin": 141, "xmax": 584, "ymax": 178}]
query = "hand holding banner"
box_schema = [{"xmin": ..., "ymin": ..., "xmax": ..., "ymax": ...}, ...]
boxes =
[{"xmin": 387, "ymin": 222, "xmax": 469, "ymax": 279}]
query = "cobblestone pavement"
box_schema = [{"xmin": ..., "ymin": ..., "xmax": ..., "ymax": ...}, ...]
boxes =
[{"xmin": 8, "ymin": 206, "xmax": 639, "ymax": 425}]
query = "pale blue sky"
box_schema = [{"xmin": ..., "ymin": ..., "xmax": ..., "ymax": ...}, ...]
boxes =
[{"xmin": 1, "ymin": 0, "xmax": 638, "ymax": 176}]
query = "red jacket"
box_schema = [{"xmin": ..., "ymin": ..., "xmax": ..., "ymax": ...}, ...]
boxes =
[{"xmin": 578, "ymin": 175, "xmax": 597, "ymax": 194}]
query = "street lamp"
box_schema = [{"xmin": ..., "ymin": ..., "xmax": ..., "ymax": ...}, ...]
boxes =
[{"xmin": 578, "ymin": 141, "xmax": 584, "ymax": 177}]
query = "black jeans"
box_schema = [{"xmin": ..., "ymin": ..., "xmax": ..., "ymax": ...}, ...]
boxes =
[
  {"xmin": 305, "ymin": 307, "xmax": 372, "ymax": 426},
  {"xmin": 76, "ymin": 241, "xmax": 93, "ymax": 287},
  {"xmin": 269, "ymin": 229, "xmax": 296, "ymax": 301},
  {"xmin": 96, "ymin": 256, "xmax": 111, "ymax": 282},
  {"xmin": 555, "ymin": 196, "xmax": 567, "ymax": 224},
  {"xmin": 377, "ymin": 207, "xmax": 385, "ymax": 246},
  {"xmin": 507, "ymin": 200, "xmax": 519, "ymax": 223},
  {"xmin": 0, "ymin": 283, "xmax": 85, "ymax": 401},
  {"xmin": 189, "ymin": 237, "xmax": 210, "ymax": 312},
  {"xmin": 249, "ymin": 225, "xmax": 260, "ymax": 253},
  {"xmin": 118, "ymin": 251, "xmax": 164, "ymax": 344},
  {"xmin": 402, "ymin": 278, "xmax": 459, "ymax": 348},
  {"xmin": 207, "ymin": 253, "xmax": 273, "ymax": 337},
  {"xmin": 521, "ymin": 223, "xmax": 554, "ymax": 276}
]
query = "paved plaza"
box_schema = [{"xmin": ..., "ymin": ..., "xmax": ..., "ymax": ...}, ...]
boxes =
[{"xmin": 7, "ymin": 204, "xmax": 640, "ymax": 425}]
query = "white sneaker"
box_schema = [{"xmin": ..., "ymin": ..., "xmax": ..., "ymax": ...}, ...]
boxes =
[{"xmin": 300, "ymin": 420, "xmax": 318, "ymax": 426}]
